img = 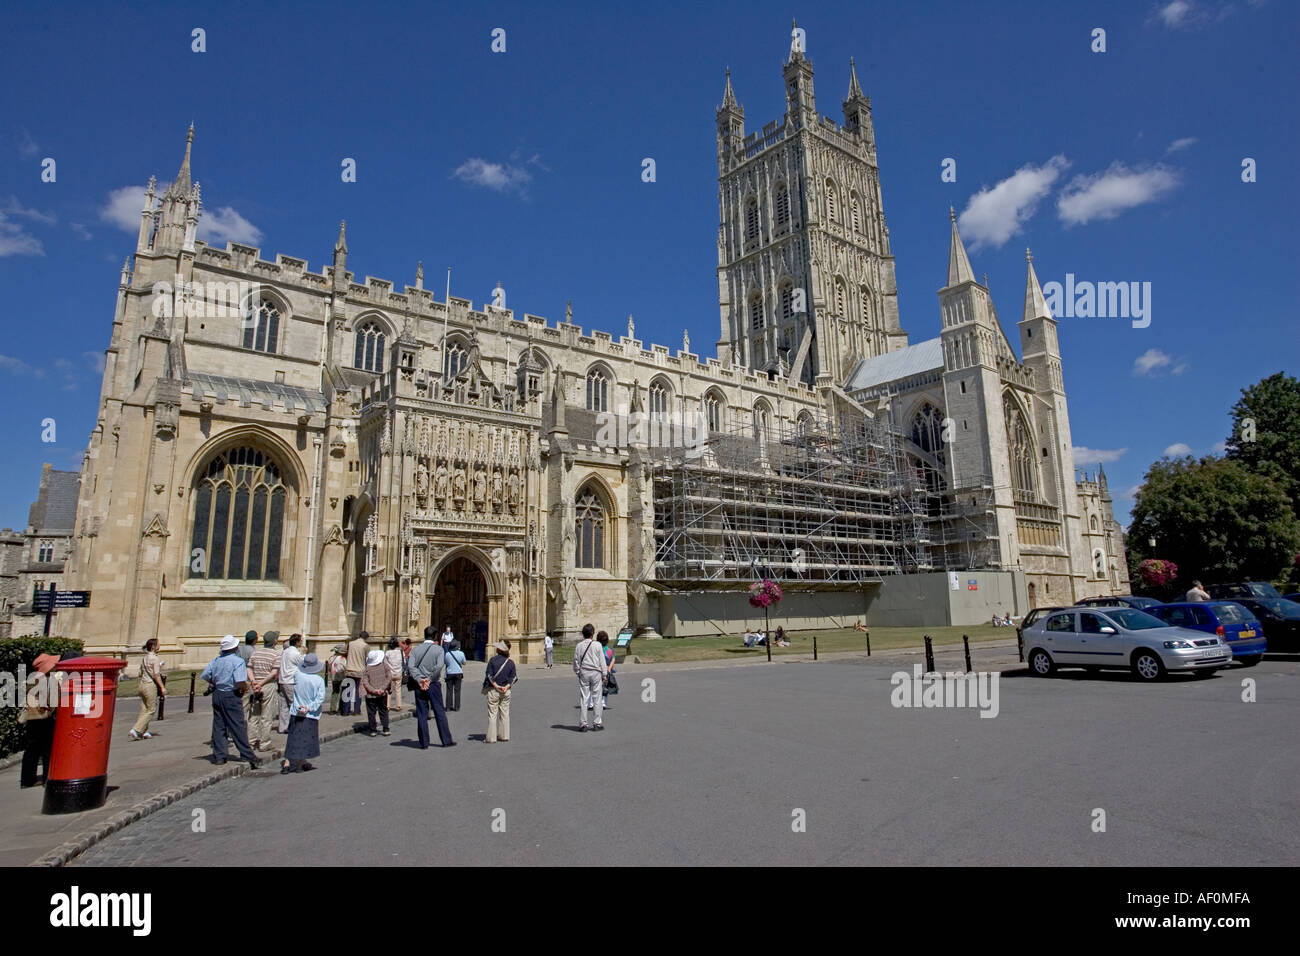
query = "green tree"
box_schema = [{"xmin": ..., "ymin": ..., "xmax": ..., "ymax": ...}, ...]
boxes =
[
  {"xmin": 1225, "ymin": 371, "xmax": 1300, "ymax": 519},
  {"xmin": 1127, "ymin": 456, "xmax": 1299, "ymax": 588}
]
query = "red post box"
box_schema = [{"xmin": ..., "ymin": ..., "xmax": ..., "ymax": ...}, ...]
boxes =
[{"xmin": 42, "ymin": 657, "xmax": 127, "ymax": 815}]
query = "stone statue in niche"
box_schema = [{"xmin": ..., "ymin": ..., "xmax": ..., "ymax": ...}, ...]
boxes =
[
  {"xmin": 508, "ymin": 577, "xmax": 521, "ymax": 624},
  {"xmin": 434, "ymin": 464, "xmax": 448, "ymax": 506},
  {"xmin": 507, "ymin": 470, "xmax": 520, "ymax": 514},
  {"xmin": 415, "ymin": 460, "xmax": 429, "ymax": 502},
  {"xmin": 452, "ymin": 467, "xmax": 467, "ymax": 510},
  {"xmin": 491, "ymin": 469, "xmax": 503, "ymax": 511},
  {"xmin": 472, "ymin": 467, "xmax": 487, "ymax": 511},
  {"xmin": 409, "ymin": 577, "xmax": 422, "ymax": 625}
]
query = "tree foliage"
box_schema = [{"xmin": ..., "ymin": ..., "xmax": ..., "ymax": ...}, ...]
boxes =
[
  {"xmin": 1225, "ymin": 371, "xmax": 1300, "ymax": 520},
  {"xmin": 1127, "ymin": 456, "xmax": 1299, "ymax": 589}
]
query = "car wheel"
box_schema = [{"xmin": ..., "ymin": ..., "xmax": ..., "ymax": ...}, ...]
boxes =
[
  {"xmin": 1132, "ymin": 650, "xmax": 1165, "ymax": 681},
  {"xmin": 1028, "ymin": 648, "xmax": 1055, "ymax": 677},
  {"xmin": 1237, "ymin": 655, "xmax": 1262, "ymax": 667}
]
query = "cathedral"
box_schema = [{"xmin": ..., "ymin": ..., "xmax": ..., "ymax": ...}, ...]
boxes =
[{"xmin": 65, "ymin": 31, "xmax": 1128, "ymax": 664}]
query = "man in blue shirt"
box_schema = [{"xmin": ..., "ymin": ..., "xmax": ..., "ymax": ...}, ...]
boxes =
[
  {"xmin": 404, "ymin": 626, "xmax": 455, "ymax": 748},
  {"xmin": 201, "ymin": 635, "xmax": 262, "ymax": 768}
]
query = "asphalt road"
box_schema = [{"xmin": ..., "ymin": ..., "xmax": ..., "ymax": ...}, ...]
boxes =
[{"xmin": 72, "ymin": 655, "xmax": 1300, "ymax": 866}]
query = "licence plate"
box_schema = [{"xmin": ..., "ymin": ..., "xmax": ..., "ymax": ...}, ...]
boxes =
[
  {"xmin": 1200, "ymin": 648, "xmax": 1224, "ymax": 658},
  {"xmin": 1238, "ymin": 630, "xmax": 1255, "ymax": 638}
]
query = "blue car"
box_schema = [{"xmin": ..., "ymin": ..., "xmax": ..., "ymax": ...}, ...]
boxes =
[{"xmin": 1150, "ymin": 601, "xmax": 1266, "ymax": 666}]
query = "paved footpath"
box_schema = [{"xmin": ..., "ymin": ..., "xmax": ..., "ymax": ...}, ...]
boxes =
[
  {"xmin": 1, "ymin": 639, "xmax": 1018, "ymax": 865},
  {"xmin": 60, "ymin": 645, "xmax": 1300, "ymax": 868}
]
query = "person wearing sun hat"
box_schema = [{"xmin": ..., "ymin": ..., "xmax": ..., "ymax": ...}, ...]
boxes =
[
  {"xmin": 361, "ymin": 649, "xmax": 393, "ymax": 736},
  {"xmin": 200, "ymin": 635, "xmax": 261, "ymax": 768},
  {"xmin": 19, "ymin": 653, "xmax": 61, "ymax": 788},
  {"xmin": 283, "ymin": 651, "xmax": 325, "ymax": 773}
]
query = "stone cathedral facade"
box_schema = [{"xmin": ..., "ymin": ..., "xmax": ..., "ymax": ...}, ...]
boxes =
[{"xmin": 64, "ymin": 32, "xmax": 1126, "ymax": 664}]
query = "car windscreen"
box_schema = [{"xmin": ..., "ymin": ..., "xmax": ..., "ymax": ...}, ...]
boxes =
[
  {"xmin": 1214, "ymin": 603, "xmax": 1249, "ymax": 624},
  {"xmin": 1102, "ymin": 608, "xmax": 1169, "ymax": 630},
  {"xmin": 1124, "ymin": 597, "xmax": 1161, "ymax": 608},
  {"xmin": 1249, "ymin": 583, "xmax": 1283, "ymax": 599},
  {"xmin": 1254, "ymin": 599, "xmax": 1300, "ymax": 619}
]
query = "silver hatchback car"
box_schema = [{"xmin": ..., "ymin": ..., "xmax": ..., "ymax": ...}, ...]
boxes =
[{"xmin": 1022, "ymin": 606, "xmax": 1231, "ymax": 681}]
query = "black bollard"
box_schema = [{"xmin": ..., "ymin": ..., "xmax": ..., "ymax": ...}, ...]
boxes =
[
  {"xmin": 188, "ymin": 672, "xmax": 196, "ymax": 714},
  {"xmin": 963, "ymin": 634, "xmax": 972, "ymax": 673},
  {"xmin": 813, "ymin": 634, "xmax": 818, "ymax": 661},
  {"xmin": 1017, "ymin": 628, "xmax": 1024, "ymax": 662},
  {"xmin": 866, "ymin": 629, "xmax": 871, "ymax": 657},
  {"xmin": 923, "ymin": 634, "xmax": 935, "ymax": 674}
]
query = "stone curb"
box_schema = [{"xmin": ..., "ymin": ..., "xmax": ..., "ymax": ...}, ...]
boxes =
[
  {"xmin": 27, "ymin": 710, "xmax": 415, "ymax": 868},
  {"xmin": 0, "ymin": 753, "xmax": 18, "ymax": 773}
]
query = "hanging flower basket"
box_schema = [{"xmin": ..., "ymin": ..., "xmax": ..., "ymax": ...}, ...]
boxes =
[{"xmin": 748, "ymin": 579, "xmax": 783, "ymax": 609}]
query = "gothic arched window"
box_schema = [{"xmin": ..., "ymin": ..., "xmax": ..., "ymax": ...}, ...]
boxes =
[
  {"xmin": 705, "ymin": 390, "xmax": 726, "ymax": 433},
  {"xmin": 750, "ymin": 296, "xmax": 764, "ymax": 330},
  {"xmin": 850, "ymin": 192, "xmax": 862, "ymax": 233},
  {"xmin": 796, "ymin": 411, "xmax": 814, "ymax": 437},
  {"xmin": 586, "ymin": 367, "xmax": 609, "ymax": 412},
  {"xmin": 775, "ymin": 184, "xmax": 790, "ymax": 227},
  {"xmin": 190, "ymin": 445, "xmax": 288, "ymax": 581},
  {"xmin": 910, "ymin": 403, "xmax": 947, "ymax": 492},
  {"xmin": 1089, "ymin": 515, "xmax": 1099, "ymax": 532},
  {"xmin": 444, "ymin": 340, "xmax": 467, "ymax": 379},
  {"xmin": 353, "ymin": 320, "xmax": 385, "ymax": 373},
  {"xmin": 1005, "ymin": 396, "xmax": 1039, "ymax": 500},
  {"xmin": 243, "ymin": 299, "xmax": 281, "ymax": 353},
  {"xmin": 753, "ymin": 400, "xmax": 772, "ymax": 444},
  {"xmin": 833, "ymin": 278, "xmax": 846, "ymax": 317},
  {"xmin": 745, "ymin": 199, "xmax": 760, "ymax": 240},
  {"xmin": 825, "ymin": 180, "xmax": 838, "ymax": 223},
  {"xmin": 649, "ymin": 378, "xmax": 670, "ymax": 421},
  {"xmin": 575, "ymin": 484, "xmax": 607, "ymax": 570},
  {"xmin": 859, "ymin": 286, "xmax": 874, "ymax": 329},
  {"xmin": 780, "ymin": 282, "xmax": 795, "ymax": 320}
]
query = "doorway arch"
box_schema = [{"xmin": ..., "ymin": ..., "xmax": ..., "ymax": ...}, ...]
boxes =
[{"xmin": 430, "ymin": 548, "xmax": 502, "ymax": 661}]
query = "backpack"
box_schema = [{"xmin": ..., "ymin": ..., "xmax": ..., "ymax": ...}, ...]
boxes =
[{"xmin": 329, "ymin": 654, "xmax": 347, "ymax": 678}]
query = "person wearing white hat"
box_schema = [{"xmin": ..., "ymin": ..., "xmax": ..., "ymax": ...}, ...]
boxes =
[
  {"xmin": 283, "ymin": 652, "xmax": 325, "ymax": 773},
  {"xmin": 361, "ymin": 648, "xmax": 393, "ymax": 736},
  {"xmin": 199, "ymin": 635, "xmax": 261, "ymax": 768}
]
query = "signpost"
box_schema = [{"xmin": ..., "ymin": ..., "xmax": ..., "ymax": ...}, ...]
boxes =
[{"xmin": 31, "ymin": 584, "xmax": 91, "ymax": 635}]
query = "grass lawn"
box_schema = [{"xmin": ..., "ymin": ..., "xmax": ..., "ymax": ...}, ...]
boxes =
[
  {"xmin": 551, "ymin": 624, "xmax": 1013, "ymax": 665},
  {"xmin": 115, "ymin": 669, "xmax": 204, "ymax": 703}
]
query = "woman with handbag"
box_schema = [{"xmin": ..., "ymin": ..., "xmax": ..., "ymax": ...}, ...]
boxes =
[
  {"xmin": 484, "ymin": 640, "xmax": 517, "ymax": 743},
  {"xmin": 129, "ymin": 638, "xmax": 166, "ymax": 740},
  {"xmin": 282, "ymin": 653, "xmax": 325, "ymax": 773},
  {"xmin": 19, "ymin": 653, "xmax": 61, "ymax": 789},
  {"xmin": 597, "ymin": 631, "xmax": 617, "ymax": 709}
]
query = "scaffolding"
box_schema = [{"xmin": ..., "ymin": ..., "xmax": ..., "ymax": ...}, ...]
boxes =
[{"xmin": 649, "ymin": 411, "xmax": 936, "ymax": 589}]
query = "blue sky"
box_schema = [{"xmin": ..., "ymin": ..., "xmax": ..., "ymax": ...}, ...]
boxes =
[{"xmin": 0, "ymin": 0, "xmax": 1295, "ymax": 530}]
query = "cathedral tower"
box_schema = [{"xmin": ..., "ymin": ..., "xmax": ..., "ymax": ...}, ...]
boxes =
[{"xmin": 716, "ymin": 25, "xmax": 905, "ymax": 388}]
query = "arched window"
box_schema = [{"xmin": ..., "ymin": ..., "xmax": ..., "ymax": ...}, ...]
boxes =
[
  {"xmin": 745, "ymin": 199, "xmax": 760, "ymax": 240},
  {"xmin": 796, "ymin": 411, "xmax": 814, "ymax": 437},
  {"xmin": 190, "ymin": 445, "xmax": 288, "ymax": 581},
  {"xmin": 780, "ymin": 282, "xmax": 795, "ymax": 320},
  {"xmin": 648, "ymin": 378, "xmax": 671, "ymax": 421},
  {"xmin": 444, "ymin": 339, "xmax": 467, "ymax": 379},
  {"xmin": 243, "ymin": 299, "xmax": 281, "ymax": 353},
  {"xmin": 516, "ymin": 348, "xmax": 547, "ymax": 402},
  {"xmin": 575, "ymin": 484, "xmax": 607, "ymax": 570},
  {"xmin": 1089, "ymin": 515, "xmax": 1099, "ymax": 532},
  {"xmin": 833, "ymin": 278, "xmax": 846, "ymax": 317},
  {"xmin": 775, "ymin": 184, "xmax": 790, "ymax": 227},
  {"xmin": 825, "ymin": 180, "xmax": 838, "ymax": 223},
  {"xmin": 586, "ymin": 367, "xmax": 609, "ymax": 412},
  {"xmin": 37, "ymin": 541, "xmax": 53, "ymax": 563},
  {"xmin": 353, "ymin": 320, "xmax": 385, "ymax": 373},
  {"xmin": 749, "ymin": 295, "xmax": 764, "ymax": 330},
  {"xmin": 859, "ymin": 286, "xmax": 874, "ymax": 329},
  {"xmin": 704, "ymin": 390, "xmax": 726, "ymax": 433},
  {"xmin": 850, "ymin": 192, "xmax": 862, "ymax": 233},
  {"xmin": 910, "ymin": 403, "xmax": 947, "ymax": 492},
  {"xmin": 1005, "ymin": 397, "xmax": 1038, "ymax": 500}
]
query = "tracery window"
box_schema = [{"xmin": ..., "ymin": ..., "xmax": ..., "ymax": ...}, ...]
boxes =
[
  {"xmin": 575, "ymin": 484, "xmax": 607, "ymax": 570},
  {"xmin": 354, "ymin": 320, "xmax": 385, "ymax": 373},
  {"xmin": 649, "ymin": 380, "xmax": 670, "ymax": 421},
  {"xmin": 586, "ymin": 367, "xmax": 609, "ymax": 412},
  {"xmin": 825, "ymin": 180, "xmax": 838, "ymax": 223},
  {"xmin": 745, "ymin": 199, "xmax": 760, "ymax": 240},
  {"xmin": 781, "ymin": 282, "xmax": 795, "ymax": 320},
  {"xmin": 910, "ymin": 403, "xmax": 948, "ymax": 493},
  {"xmin": 750, "ymin": 296, "xmax": 764, "ymax": 330},
  {"xmin": 1005, "ymin": 397, "xmax": 1039, "ymax": 500},
  {"xmin": 775, "ymin": 184, "xmax": 790, "ymax": 227},
  {"xmin": 850, "ymin": 192, "xmax": 862, "ymax": 233},
  {"xmin": 243, "ymin": 299, "xmax": 281, "ymax": 353},
  {"xmin": 833, "ymin": 278, "xmax": 846, "ymax": 317},
  {"xmin": 705, "ymin": 391, "xmax": 725, "ymax": 433},
  {"xmin": 190, "ymin": 446, "xmax": 288, "ymax": 581},
  {"xmin": 444, "ymin": 341, "xmax": 467, "ymax": 379}
]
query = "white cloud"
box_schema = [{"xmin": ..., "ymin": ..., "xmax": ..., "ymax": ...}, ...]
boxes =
[
  {"xmin": 100, "ymin": 185, "xmax": 149, "ymax": 233},
  {"xmin": 16, "ymin": 128, "xmax": 39, "ymax": 158},
  {"xmin": 1118, "ymin": 484, "xmax": 1143, "ymax": 500},
  {"xmin": 197, "ymin": 206, "xmax": 263, "ymax": 246},
  {"xmin": 958, "ymin": 155, "xmax": 1069, "ymax": 251},
  {"xmin": 450, "ymin": 157, "xmax": 533, "ymax": 195},
  {"xmin": 83, "ymin": 350, "xmax": 106, "ymax": 374},
  {"xmin": 1073, "ymin": 446, "xmax": 1128, "ymax": 466},
  {"xmin": 0, "ymin": 204, "xmax": 44, "ymax": 257},
  {"xmin": 1058, "ymin": 163, "xmax": 1181, "ymax": 225},
  {"xmin": 70, "ymin": 222, "xmax": 92, "ymax": 241},
  {"xmin": 1157, "ymin": 0, "xmax": 1196, "ymax": 27},
  {"xmin": 1133, "ymin": 348, "xmax": 1172, "ymax": 376},
  {"xmin": 2, "ymin": 195, "xmax": 55, "ymax": 225},
  {"xmin": 1211, "ymin": 440, "xmax": 1228, "ymax": 453},
  {"xmin": 1165, "ymin": 137, "xmax": 1198, "ymax": 154},
  {"xmin": 0, "ymin": 354, "xmax": 33, "ymax": 373},
  {"xmin": 1164, "ymin": 442, "xmax": 1193, "ymax": 456}
]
